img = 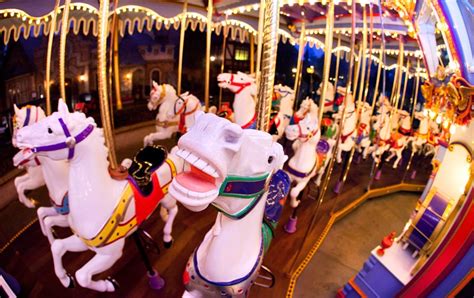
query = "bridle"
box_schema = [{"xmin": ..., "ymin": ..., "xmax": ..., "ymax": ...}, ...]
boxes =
[
  {"xmin": 227, "ymin": 74, "xmax": 252, "ymax": 94},
  {"xmin": 296, "ymin": 123, "xmax": 319, "ymax": 142},
  {"xmin": 173, "ymin": 95, "xmax": 199, "ymax": 116},
  {"xmin": 30, "ymin": 118, "xmax": 94, "ymax": 160}
]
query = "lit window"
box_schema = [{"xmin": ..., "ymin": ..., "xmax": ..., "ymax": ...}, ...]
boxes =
[{"xmin": 235, "ymin": 48, "xmax": 249, "ymax": 61}]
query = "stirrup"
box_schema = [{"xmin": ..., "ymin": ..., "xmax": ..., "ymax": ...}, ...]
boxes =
[{"xmin": 254, "ymin": 265, "xmax": 275, "ymax": 288}]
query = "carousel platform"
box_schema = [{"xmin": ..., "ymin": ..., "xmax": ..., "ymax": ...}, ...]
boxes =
[{"xmin": 0, "ymin": 122, "xmax": 431, "ymax": 298}]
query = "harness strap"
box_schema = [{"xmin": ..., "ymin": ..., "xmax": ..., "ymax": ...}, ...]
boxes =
[
  {"xmin": 340, "ymin": 129, "xmax": 355, "ymax": 143},
  {"xmin": 241, "ymin": 113, "xmax": 257, "ymax": 129},
  {"xmin": 23, "ymin": 107, "xmax": 31, "ymax": 127},
  {"xmin": 230, "ymin": 74, "xmax": 252, "ymax": 94},
  {"xmin": 285, "ymin": 160, "xmax": 318, "ymax": 178}
]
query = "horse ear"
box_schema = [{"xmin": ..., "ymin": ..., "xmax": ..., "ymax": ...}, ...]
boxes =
[
  {"xmin": 13, "ymin": 104, "xmax": 20, "ymax": 115},
  {"xmin": 152, "ymin": 81, "xmax": 159, "ymax": 89},
  {"xmin": 57, "ymin": 99, "xmax": 69, "ymax": 116}
]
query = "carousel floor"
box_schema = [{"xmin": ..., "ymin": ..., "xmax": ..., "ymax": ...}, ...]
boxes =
[
  {"xmin": 294, "ymin": 192, "xmax": 419, "ymax": 297},
  {"xmin": 0, "ymin": 123, "xmax": 432, "ymax": 298}
]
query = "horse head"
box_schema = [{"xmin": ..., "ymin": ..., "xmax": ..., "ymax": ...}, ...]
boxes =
[
  {"xmin": 12, "ymin": 104, "xmax": 46, "ymax": 147},
  {"xmin": 16, "ymin": 99, "xmax": 96, "ymax": 161},
  {"xmin": 217, "ymin": 71, "xmax": 257, "ymax": 96},
  {"xmin": 285, "ymin": 114, "xmax": 320, "ymax": 144},
  {"xmin": 169, "ymin": 112, "xmax": 286, "ymax": 212},
  {"xmin": 148, "ymin": 82, "xmax": 176, "ymax": 111},
  {"xmin": 167, "ymin": 92, "xmax": 201, "ymax": 119}
]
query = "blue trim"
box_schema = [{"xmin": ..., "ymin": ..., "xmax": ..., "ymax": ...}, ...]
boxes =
[
  {"xmin": 53, "ymin": 193, "xmax": 70, "ymax": 215},
  {"xmin": 23, "ymin": 107, "xmax": 31, "ymax": 127},
  {"xmin": 193, "ymin": 237, "xmax": 263, "ymax": 287}
]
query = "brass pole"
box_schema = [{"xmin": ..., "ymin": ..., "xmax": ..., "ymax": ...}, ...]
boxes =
[
  {"xmin": 318, "ymin": 0, "xmax": 357, "ymax": 207},
  {"xmin": 317, "ymin": 2, "xmax": 335, "ymax": 124},
  {"xmin": 59, "ymin": 0, "xmax": 71, "ymax": 102},
  {"xmin": 255, "ymin": 0, "xmax": 265, "ymax": 84},
  {"xmin": 333, "ymin": 34, "xmax": 342, "ymax": 94},
  {"xmin": 45, "ymin": 0, "xmax": 60, "ymax": 115},
  {"xmin": 352, "ymin": 45, "xmax": 362, "ymax": 101},
  {"xmin": 108, "ymin": 0, "xmax": 121, "ymax": 113},
  {"xmin": 371, "ymin": 42, "xmax": 384, "ymax": 111},
  {"xmin": 293, "ymin": 21, "xmax": 306, "ymax": 109},
  {"xmin": 177, "ymin": 0, "xmax": 188, "ymax": 95},
  {"xmin": 399, "ymin": 59, "xmax": 410, "ymax": 110},
  {"xmin": 112, "ymin": 22, "xmax": 122, "ymax": 111},
  {"xmin": 411, "ymin": 59, "xmax": 421, "ymax": 124},
  {"xmin": 392, "ymin": 36, "xmax": 404, "ymax": 113},
  {"xmin": 218, "ymin": 15, "xmax": 228, "ymax": 109},
  {"xmin": 250, "ymin": 34, "xmax": 255, "ymax": 74},
  {"xmin": 98, "ymin": 0, "xmax": 118, "ymax": 169},
  {"xmin": 255, "ymin": 0, "xmax": 280, "ymax": 131},
  {"xmin": 204, "ymin": 0, "xmax": 213, "ymax": 111},
  {"xmin": 362, "ymin": 3, "xmax": 374, "ymax": 104}
]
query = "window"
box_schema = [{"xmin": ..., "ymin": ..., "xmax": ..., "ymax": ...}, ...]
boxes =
[{"xmin": 235, "ymin": 48, "xmax": 249, "ymax": 61}]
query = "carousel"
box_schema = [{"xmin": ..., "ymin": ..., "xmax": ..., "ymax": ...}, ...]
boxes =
[{"xmin": 0, "ymin": 0, "xmax": 472, "ymax": 297}]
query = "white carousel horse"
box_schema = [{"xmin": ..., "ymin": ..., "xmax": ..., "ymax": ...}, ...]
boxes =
[
  {"xmin": 270, "ymin": 84, "xmax": 295, "ymax": 140},
  {"xmin": 143, "ymin": 82, "xmax": 180, "ymax": 146},
  {"xmin": 410, "ymin": 111, "xmax": 430, "ymax": 154},
  {"xmin": 12, "ymin": 104, "xmax": 46, "ymax": 208},
  {"xmin": 317, "ymin": 82, "xmax": 339, "ymax": 114},
  {"xmin": 423, "ymin": 120, "xmax": 441, "ymax": 157},
  {"xmin": 168, "ymin": 112, "xmax": 290, "ymax": 298},
  {"xmin": 355, "ymin": 102, "xmax": 373, "ymax": 159},
  {"xmin": 368, "ymin": 102, "xmax": 392, "ymax": 164},
  {"xmin": 12, "ymin": 105, "xmax": 72, "ymax": 245},
  {"xmin": 16, "ymin": 100, "xmax": 182, "ymax": 292},
  {"xmin": 217, "ymin": 72, "xmax": 258, "ymax": 129},
  {"xmin": 386, "ymin": 110, "xmax": 412, "ymax": 168},
  {"xmin": 332, "ymin": 92, "xmax": 358, "ymax": 163},
  {"xmin": 167, "ymin": 91, "xmax": 202, "ymax": 134},
  {"xmin": 293, "ymin": 97, "xmax": 319, "ymax": 123}
]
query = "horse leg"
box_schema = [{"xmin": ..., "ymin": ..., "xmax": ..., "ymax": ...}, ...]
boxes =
[
  {"xmin": 75, "ymin": 239, "xmax": 125, "ymax": 292},
  {"xmin": 290, "ymin": 178, "xmax": 310, "ymax": 208},
  {"xmin": 143, "ymin": 129, "xmax": 174, "ymax": 146},
  {"xmin": 336, "ymin": 146, "xmax": 343, "ymax": 164},
  {"xmin": 385, "ymin": 149, "xmax": 395, "ymax": 162},
  {"xmin": 51, "ymin": 235, "xmax": 88, "ymax": 288},
  {"xmin": 159, "ymin": 195, "xmax": 178, "ymax": 247},
  {"xmin": 37, "ymin": 206, "xmax": 59, "ymax": 237},
  {"xmin": 14, "ymin": 174, "xmax": 31, "ymax": 207},
  {"xmin": 43, "ymin": 214, "xmax": 69, "ymax": 244},
  {"xmin": 393, "ymin": 149, "xmax": 403, "ymax": 169},
  {"xmin": 15, "ymin": 173, "xmax": 44, "ymax": 208}
]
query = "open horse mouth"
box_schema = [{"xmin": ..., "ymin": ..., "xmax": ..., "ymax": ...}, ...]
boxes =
[
  {"xmin": 169, "ymin": 148, "xmax": 221, "ymax": 210},
  {"xmin": 217, "ymin": 79, "xmax": 229, "ymax": 88}
]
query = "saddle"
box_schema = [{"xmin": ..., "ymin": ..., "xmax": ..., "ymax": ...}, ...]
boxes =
[{"xmin": 128, "ymin": 146, "xmax": 168, "ymax": 195}]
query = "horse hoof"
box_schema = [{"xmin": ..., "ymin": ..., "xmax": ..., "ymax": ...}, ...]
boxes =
[
  {"xmin": 163, "ymin": 239, "xmax": 173, "ymax": 249},
  {"xmin": 67, "ymin": 273, "xmax": 75, "ymax": 288},
  {"xmin": 107, "ymin": 277, "xmax": 120, "ymax": 290}
]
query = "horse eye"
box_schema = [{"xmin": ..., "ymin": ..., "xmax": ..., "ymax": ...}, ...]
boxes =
[
  {"xmin": 48, "ymin": 127, "xmax": 53, "ymax": 134},
  {"xmin": 268, "ymin": 156, "xmax": 274, "ymax": 164}
]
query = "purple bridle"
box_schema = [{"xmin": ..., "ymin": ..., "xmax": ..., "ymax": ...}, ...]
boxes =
[{"xmin": 31, "ymin": 118, "xmax": 94, "ymax": 160}]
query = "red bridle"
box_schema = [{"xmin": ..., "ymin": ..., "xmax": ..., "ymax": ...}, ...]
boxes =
[
  {"xmin": 297, "ymin": 123, "xmax": 318, "ymax": 142},
  {"xmin": 228, "ymin": 74, "xmax": 252, "ymax": 94}
]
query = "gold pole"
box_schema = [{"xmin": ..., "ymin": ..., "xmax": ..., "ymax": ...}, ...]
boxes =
[
  {"xmin": 250, "ymin": 34, "xmax": 255, "ymax": 74},
  {"xmin": 393, "ymin": 37, "xmax": 404, "ymax": 111},
  {"xmin": 255, "ymin": 0, "xmax": 265, "ymax": 84},
  {"xmin": 411, "ymin": 59, "xmax": 421, "ymax": 123},
  {"xmin": 399, "ymin": 59, "xmax": 410, "ymax": 110},
  {"xmin": 256, "ymin": 0, "xmax": 280, "ymax": 131},
  {"xmin": 204, "ymin": 0, "xmax": 213, "ymax": 111},
  {"xmin": 293, "ymin": 21, "xmax": 306, "ymax": 109},
  {"xmin": 109, "ymin": 0, "xmax": 121, "ymax": 111},
  {"xmin": 333, "ymin": 34, "xmax": 342, "ymax": 94},
  {"xmin": 318, "ymin": 0, "xmax": 357, "ymax": 206},
  {"xmin": 59, "ymin": 0, "xmax": 71, "ymax": 102},
  {"xmin": 112, "ymin": 24, "xmax": 122, "ymax": 111},
  {"xmin": 317, "ymin": 2, "xmax": 335, "ymax": 124},
  {"xmin": 218, "ymin": 15, "xmax": 228, "ymax": 109},
  {"xmin": 371, "ymin": 42, "xmax": 384, "ymax": 111},
  {"xmin": 98, "ymin": 0, "xmax": 118, "ymax": 169},
  {"xmin": 177, "ymin": 0, "xmax": 188, "ymax": 95},
  {"xmin": 45, "ymin": 0, "xmax": 60, "ymax": 115},
  {"xmin": 362, "ymin": 4, "xmax": 374, "ymax": 104},
  {"xmin": 352, "ymin": 45, "xmax": 362, "ymax": 101}
]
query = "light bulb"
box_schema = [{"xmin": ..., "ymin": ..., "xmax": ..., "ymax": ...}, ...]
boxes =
[
  {"xmin": 436, "ymin": 115, "xmax": 442, "ymax": 124},
  {"xmin": 449, "ymin": 124, "xmax": 456, "ymax": 135}
]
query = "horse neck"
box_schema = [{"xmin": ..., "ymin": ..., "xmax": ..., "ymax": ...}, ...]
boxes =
[
  {"xmin": 401, "ymin": 118, "xmax": 411, "ymax": 129},
  {"xmin": 184, "ymin": 99, "xmax": 199, "ymax": 127},
  {"xmin": 67, "ymin": 128, "xmax": 125, "ymax": 231},
  {"xmin": 38, "ymin": 157, "xmax": 69, "ymax": 203},
  {"xmin": 360, "ymin": 112, "xmax": 371, "ymax": 125},
  {"xmin": 342, "ymin": 111, "xmax": 357, "ymax": 133},
  {"xmin": 291, "ymin": 137, "xmax": 318, "ymax": 169},
  {"xmin": 233, "ymin": 89, "xmax": 255, "ymax": 126},
  {"xmin": 158, "ymin": 96, "xmax": 178, "ymax": 121},
  {"xmin": 198, "ymin": 195, "xmax": 266, "ymax": 280},
  {"xmin": 279, "ymin": 95, "xmax": 294, "ymax": 116}
]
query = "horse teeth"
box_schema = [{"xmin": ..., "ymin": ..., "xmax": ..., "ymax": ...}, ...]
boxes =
[
  {"xmin": 202, "ymin": 165, "xmax": 218, "ymax": 178},
  {"xmin": 194, "ymin": 159, "xmax": 207, "ymax": 170},
  {"xmin": 186, "ymin": 153, "xmax": 199, "ymax": 164}
]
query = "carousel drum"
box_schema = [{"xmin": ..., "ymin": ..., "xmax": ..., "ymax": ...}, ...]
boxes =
[{"xmin": 402, "ymin": 188, "xmax": 452, "ymax": 252}]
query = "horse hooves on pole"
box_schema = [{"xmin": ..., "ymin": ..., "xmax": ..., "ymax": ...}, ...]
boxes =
[
  {"xmin": 147, "ymin": 269, "xmax": 165, "ymax": 290},
  {"xmin": 284, "ymin": 216, "xmax": 298, "ymax": 234},
  {"xmin": 333, "ymin": 181, "xmax": 343, "ymax": 194},
  {"xmin": 163, "ymin": 239, "xmax": 173, "ymax": 249},
  {"xmin": 67, "ymin": 273, "xmax": 75, "ymax": 288},
  {"xmin": 374, "ymin": 170, "xmax": 382, "ymax": 180},
  {"xmin": 107, "ymin": 277, "xmax": 120, "ymax": 290}
]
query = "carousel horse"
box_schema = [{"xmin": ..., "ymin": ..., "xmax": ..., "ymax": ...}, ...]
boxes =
[
  {"xmin": 168, "ymin": 112, "xmax": 290, "ymax": 298},
  {"xmin": 12, "ymin": 105, "xmax": 71, "ymax": 244},
  {"xmin": 368, "ymin": 101, "xmax": 392, "ymax": 164},
  {"xmin": 217, "ymin": 71, "xmax": 258, "ymax": 129},
  {"xmin": 269, "ymin": 84, "xmax": 295, "ymax": 140},
  {"xmin": 317, "ymin": 82, "xmax": 340, "ymax": 114},
  {"xmin": 410, "ymin": 111, "xmax": 430, "ymax": 154},
  {"xmin": 16, "ymin": 100, "xmax": 182, "ymax": 292},
  {"xmin": 423, "ymin": 120, "xmax": 441, "ymax": 157},
  {"xmin": 167, "ymin": 91, "xmax": 202, "ymax": 134},
  {"xmin": 332, "ymin": 91, "xmax": 358, "ymax": 163},
  {"xmin": 386, "ymin": 110, "xmax": 412, "ymax": 169},
  {"xmin": 293, "ymin": 97, "xmax": 319, "ymax": 123},
  {"xmin": 355, "ymin": 102, "xmax": 373, "ymax": 159},
  {"xmin": 143, "ymin": 82, "xmax": 180, "ymax": 146},
  {"xmin": 12, "ymin": 104, "xmax": 46, "ymax": 208}
]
